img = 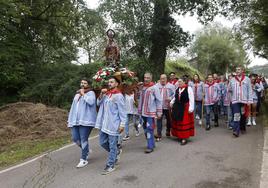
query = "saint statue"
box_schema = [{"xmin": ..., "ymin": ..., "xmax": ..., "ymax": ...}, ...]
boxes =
[{"xmin": 104, "ymin": 29, "xmax": 120, "ymax": 69}]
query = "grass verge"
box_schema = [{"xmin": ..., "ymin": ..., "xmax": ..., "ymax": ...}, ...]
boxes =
[
  {"xmin": 260, "ymin": 99, "xmax": 268, "ymax": 127},
  {"xmin": 0, "ymin": 136, "xmax": 71, "ymax": 169},
  {"xmin": 0, "ymin": 129, "xmax": 99, "ymax": 170}
]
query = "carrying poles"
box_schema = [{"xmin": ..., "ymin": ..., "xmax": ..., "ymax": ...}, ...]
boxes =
[{"xmin": 201, "ymin": 93, "xmax": 205, "ymax": 128}]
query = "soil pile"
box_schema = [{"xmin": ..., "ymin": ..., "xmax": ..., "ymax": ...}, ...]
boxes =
[{"xmin": 0, "ymin": 102, "xmax": 69, "ymax": 150}]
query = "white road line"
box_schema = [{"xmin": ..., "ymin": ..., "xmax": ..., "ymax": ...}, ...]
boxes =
[
  {"xmin": 0, "ymin": 135, "xmax": 99, "ymax": 174},
  {"xmin": 260, "ymin": 128, "xmax": 268, "ymax": 188}
]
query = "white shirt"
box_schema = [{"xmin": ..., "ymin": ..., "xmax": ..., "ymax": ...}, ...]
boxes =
[{"xmin": 125, "ymin": 94, "xmax": 138, "ymax": 115}]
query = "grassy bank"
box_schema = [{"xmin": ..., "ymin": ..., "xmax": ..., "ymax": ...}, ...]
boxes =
[
  {"xmin": 0, "ymin": 129, "xmax": 99, "ymax": 169},
  {"xmin": 0, "ymin": 136, "xmax": 71, "ymax": 169},
  {"xmin": 260, "ymin": 98, "xmax": 268, "ymax": 127}
]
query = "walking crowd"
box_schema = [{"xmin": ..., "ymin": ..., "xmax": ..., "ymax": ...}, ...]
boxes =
[{"xmin": 67, "ymin": 65, "xmax": 267, "ymax": 175}]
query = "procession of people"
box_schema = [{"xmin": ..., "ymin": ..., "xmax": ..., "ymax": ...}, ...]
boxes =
[
  {"xmin": 65, "ymin": 29, "xmax": 268, "ymax": 175},
  {"xmin": 67, "ymin": 65, "xmax": 267, "ymax": 175}
]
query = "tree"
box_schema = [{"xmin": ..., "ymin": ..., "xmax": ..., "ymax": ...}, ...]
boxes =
[
  {"xmin": 99, "ymin": 0, "xmax": 226, "ymax": 79},
  {"xmin": 76, "ymin": 8, "xmax": 106, "ymax": 63},
  {"xmin": 189, "ymin": 24, "xmax": 249, "ymax": 75},
  {"xmin": 215, "ymin": 0, "xmax": 268, "ymax": 59},
  {"xmin": 99, "ymin": 0, "xmax": 153, "ymax": 59},
  {"xmin": 0, "ymin": 0, "xmax": 105, "ymax": 102}
]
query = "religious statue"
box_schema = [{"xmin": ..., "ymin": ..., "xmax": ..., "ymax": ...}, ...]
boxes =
[{"xmin": 104, "ymin": 29, "xmax": 120, "ymax": 69}]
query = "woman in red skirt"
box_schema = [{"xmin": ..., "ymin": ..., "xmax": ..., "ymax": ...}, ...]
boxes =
[{"xmin": 170, "ymin": 77, "xmax": 195, "ymax": 145}]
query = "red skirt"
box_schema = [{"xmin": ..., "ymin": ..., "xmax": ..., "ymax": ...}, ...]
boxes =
[{"xmin": 171, "ymin": 103, "xmax": 195, "ymax": 139}]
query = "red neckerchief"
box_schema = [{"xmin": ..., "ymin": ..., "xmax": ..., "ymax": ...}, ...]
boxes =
[
  {"xmin": 256, "ymin": 78, "xmax": 261, "ymax": 84},
  {"xmin": 169, "ymin": 79, "xmax": 178, "ymax": 85},
  {"xmin": 143, "ymin": 82, "xmax": 154, "ymax": 88},
  {"xmin": 214, "ymin": 79, "xmax": 220, "ymax": 83},
  {"xmin": 194, "ymin": 80, "xmax": 200, "ymax": 84},
  {"xmin": 206, "ymin": 81, "xmax": 215, "ymax": 87},
  {"xmin": 235, "ymin": 74, "xmax": 245, "ymax": 86},
  {"xmin": 107, "ymin": 88, "xmax": 121, "ymax": 98}
]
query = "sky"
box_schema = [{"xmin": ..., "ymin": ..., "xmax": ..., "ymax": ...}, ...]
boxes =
[{"xmin": 82, "ymin": 0, "xmax": 268, "ymax": 67}]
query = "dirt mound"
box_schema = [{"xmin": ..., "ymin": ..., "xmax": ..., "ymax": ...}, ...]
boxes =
[{"xmin": 0, "ymin": 102, "xmax": 69, "ymax": 150}]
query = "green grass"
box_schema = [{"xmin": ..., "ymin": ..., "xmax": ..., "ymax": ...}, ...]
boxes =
[
  {"xmin": 165, "ymin": 60, "xmax": 204, "ymax": 79},
  {"xmin": 0, "ymin": 136, "xmax": 71, "ymax": 169},
  {"xmin": 260, "ymin": 99, "xmax": 268, "ymax": 127},
  {"xmin": 0, "ymin": 128, "xmax": 99, "ymax": 169}
]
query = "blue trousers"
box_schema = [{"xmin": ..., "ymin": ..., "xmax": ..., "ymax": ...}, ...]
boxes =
[
  {"xmin": 232, "ymin": 103, "xmax": 244, "ymax": 135},
  {"xmin": 195, "ymin": 100, "xmax": 203, "ymax": 118},
  {"xmin": 142, "ymin": 116, "xmax": 155, "ymax": 150},
  {"xmin": 71, "ymin": 126, "xmax": 93, "ymax": 160},
  {"xmin": 205, "ymin": 104, "xmax": 218, "ymax": 126},
  {"xmin": 99, "ymin": 131, "xmax": 118, "ymax": 167},
  {"xmin": 125, "ymin": 114, "xmax": 139, "ymax": 136},
  {"xmin": 156, "ymin": 109, "xmax": 171, "ymax": 137}
]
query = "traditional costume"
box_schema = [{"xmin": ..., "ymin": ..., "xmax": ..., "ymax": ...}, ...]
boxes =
[
  {"xmin": 96, "ymin": 88, "xmax": 126, "ymax": 170},
  {"xmin": 170, "ymin": 84, "xmax": 195, "ymax": 142},
  {"xmin": 68, "ymin": 89, "xmax": 97, "ymax": 167},
  {"xmin": 228, "ymin": 74, "xmax": 253, "ymax": 136},
  {"xmin": 138, "ymin": 82, "xmax": 162, "ymax": 152},
  {"xmin": 204, "ymin": 81, "xmax": 219, "ymax": 130},
  {"xmin": 155, "ymin": 82, "xmax": 175, "ymax": 138}
]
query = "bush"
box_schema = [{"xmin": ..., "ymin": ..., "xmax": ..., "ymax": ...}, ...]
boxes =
[{"xmin": 19, "ymin": 62, "xmax": 104, "ymax": 109}]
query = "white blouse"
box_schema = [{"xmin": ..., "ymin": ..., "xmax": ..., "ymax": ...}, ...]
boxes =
[{"xmin": 170, "ymin": 87, "xmax": 194, "ymax": 113}]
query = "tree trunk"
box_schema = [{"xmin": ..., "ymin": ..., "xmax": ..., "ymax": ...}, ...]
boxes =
[{"xmin": 148, "ymin": 0, "xmax": 171, "ymax": 80}]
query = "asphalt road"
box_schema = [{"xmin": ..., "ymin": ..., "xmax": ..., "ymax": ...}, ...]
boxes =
[{"xmin": 0, "ymin": 118, "xmax": 263, "ymax": 188}]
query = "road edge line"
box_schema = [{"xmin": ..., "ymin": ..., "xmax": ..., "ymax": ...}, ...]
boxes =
[
  {"xmin": 0, "ymin": 135, "xmax": 99, "ymax": 174},
  {"xmin": 260, "ymin": 127, "xmax": 268, "ymax": 188}
]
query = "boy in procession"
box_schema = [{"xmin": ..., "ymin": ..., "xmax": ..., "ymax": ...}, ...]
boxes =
[
  {"xmin": 155, "ymin": 74, "xmax": 175, "ymax": 141},
  {"xmin": 138, "ymin": 72, "xmax": 162, "ymax": 153},
  {"xmin": 228, "ymin": 66, "xmax": 253, "ymax": 137},
  {"xmin": 95, "ymin": 77, "xmax": 126, "ymax": 175},
  {"xmin": 191, "ymin": 74, "xmax": 204, "ymax": 125},
  {"xmin": 204, "ymin": 74, "xmax": 220, "ymax": 130},
  {"xmin": 67, "ymin": 78, "xmax": 97, "ymax": 168}
]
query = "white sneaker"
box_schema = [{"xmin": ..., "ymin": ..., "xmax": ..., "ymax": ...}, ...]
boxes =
[
  {"xmin": 198, "ymin": 120, "xmax": 202, "ymax": 125},
  {"xmin": 76, "ymin": 159, "xmax": 88, "ymax": 168},
  {"xmin": 122, "ymin": 135, "xmax": 130, "ymax": 141},
  {"xmin": 135, "ymin": 131, "xmax": 140, "ymax": 137},
  {"xmin": 196, "ymin": 115, "xmax": 200, "ymax": 120},
  {"xmin": 252, "ymin": 118, "xmax": 256, "ymax": 126},
  {"xmin": 247, "ymin": 117, "xmax": 252, "ymax": 126},
  {"xmin": 137, "ymin": 123, "xmax": 142, "ymax": 128}
]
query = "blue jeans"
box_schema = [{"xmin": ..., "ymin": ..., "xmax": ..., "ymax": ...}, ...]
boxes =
[
  {"xmin": 195, "ymin": 100, "xmax": 202, "ymax": 118},
  {"xmin": 232, "ymin": 103, "xmax": 244, "ymax": 135},
  {"xmin": 156, "ymin": 109, "xmax": 171, "ymax": 137},
  {"xmin": 205, "ymin": 104, "xmax": 218, "ymax": 126},
  {"xmin": 142, "ymin": 116, "xmax": 155, "ymax": 149},
  {"xmin": 99, "ymin": 131, "xmax": 118, "ymax": 167},
  {"xmin": 125, "ymin": 114, "xmax": 139, "ymax": 136},
  {"xmin": 71, "ymin": 126, "xmax": 93, "ymax": 160}
]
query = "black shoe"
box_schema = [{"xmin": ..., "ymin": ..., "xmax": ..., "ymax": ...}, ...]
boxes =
[
  {"xmin": 101, "ymin": 166, "xmax": 116, "ymax": 175},
  {"xmin": 233, "ymin": 132, "xmax": 239, "ymax": 137},
  {"xmin": 206, "ymin": 125, "xmax": 211, "ymax": 130},
  {"xmin": 166, "ymin": 132, "xmax": 171, "ymax": 137},
  {"xmin": 214, "ymin": 122, "xmax": 219, "ymax": 127},
  {"xmin": 145, "ymin": 148, "xmax": 154, "ymax": 154},
  {"xmin": 181, "ymin": 139, "xmax": 188, "ymax": 145}
]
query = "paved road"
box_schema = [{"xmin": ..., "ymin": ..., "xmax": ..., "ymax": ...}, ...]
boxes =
[{"xmin": 0, "ymin": 119, "xmax": 263, "ymax": 188}]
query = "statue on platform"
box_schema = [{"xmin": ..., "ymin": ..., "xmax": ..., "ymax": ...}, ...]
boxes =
[{"xmin": 104, "ymin": 29, "xmax": 120, "ymax": 69}]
